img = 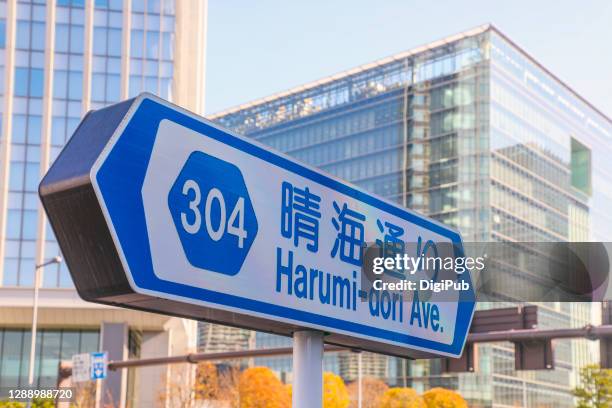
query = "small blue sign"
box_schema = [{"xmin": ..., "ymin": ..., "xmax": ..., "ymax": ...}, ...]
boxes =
[{"xmin": 90, "ymin": 352, "xmax": 107, "ymax": 380}]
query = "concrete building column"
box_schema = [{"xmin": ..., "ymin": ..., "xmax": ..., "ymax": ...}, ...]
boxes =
[
  {"xmin": 81, "ymin": 0, "xmax": 94, "ymax": 115},
  {"xmin": 98, "ymin": 322, "xmax": 129, "ymax": 408},
  {"xmin": 174, "ymin": 0, "xmax": 207, "ymax": 115},
  {"xmin": 137, "ymin": 331, "xmax": 172, "ymax": 407}
]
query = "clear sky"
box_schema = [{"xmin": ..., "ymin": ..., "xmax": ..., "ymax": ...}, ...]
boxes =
[{"xmin": 204, "ymin": 0, "xmax": 612, "ymax": 120}]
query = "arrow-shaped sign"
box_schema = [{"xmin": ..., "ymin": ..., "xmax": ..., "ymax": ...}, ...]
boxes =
[{"xmin": 40, "ymin": 94, "xmax": 475, "ymax": 358}]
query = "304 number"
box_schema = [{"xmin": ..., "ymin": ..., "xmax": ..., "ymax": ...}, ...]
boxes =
[{"xmin": 180, "ymin": 179, "xmax": 247, "ymax": 248}]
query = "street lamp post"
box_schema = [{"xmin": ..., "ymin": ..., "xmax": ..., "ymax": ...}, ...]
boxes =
[{"xmin": 27, "ymin": 256, "xmax": 62, "ymax": 386}]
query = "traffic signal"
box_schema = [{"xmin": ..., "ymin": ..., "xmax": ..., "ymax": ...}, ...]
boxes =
[
  {"xmin": 600, "ymin": 302, "xmax": 612, "ymax": 369},
  {"xmin": 514, "ymin": 339, "xmax": 554, "ymax": 370},
  {"xmin": 469, "ymin": 305, "xmax": 537, "ymax": 333},
  {"xmin": 442, "ymin": 305, "xmax": 539, "ymax": 373},
  {"xmin": 442, "ymin": 343, "xmax": 477, "ymax": 373}
]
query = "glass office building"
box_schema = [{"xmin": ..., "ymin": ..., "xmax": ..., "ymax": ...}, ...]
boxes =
[
  {"xmin": 211, "ymin": 25, "xmax": 612, "ymax": 407},
  {"xmin": 0, "ymin": 0, "xmax": 206, "ymax": 403}
]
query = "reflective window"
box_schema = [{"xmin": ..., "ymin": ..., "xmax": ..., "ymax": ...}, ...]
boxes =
[
  {"xmin": 147, "ymin": 0, "xmax": 161, "ymax": 14},
  {"xmin": 14, "ymin": 68, "xmax": 29, "ymax": 96},
  {"xmin": 93, "ymin": 27, "xmax": 107, "ymax": 52},
  {"xmin": 53, "ymin": 70, "xmax": 68, "ymax": 99},
  {"xmin": 5, "ymin": 210, "xmax": 21, "ymax": 239},
  {"xmin": 132, "ymin": 0, "xmax": 145, "ymax": 13},
  {"xmin": 129, "ymin": 74, "xmax": 141, "ymax": 97},
  {"xmin": 31, "ymin": 22, "xmax": 45, "ymax": 51},
  {"xmin": 29, "ymin": 69, "xmax": 44, "ymax": 98},
  {"xmin": 145, "ymin": 31, "xmax": 159, "ymax": 59},
  {"xmin": 161, "ymin": 32, "xmax": 173, "ymax": 60},
  {"xmin": 24, "ymin": 165, "xmax": 39, "ymax": 193},
  {"xmin": 106, "ymin": 74, "xmax": 120, "ymax": 101},
  {"xmin": 27, "ymin": 116, "xmax": 41, "ymax": 144},
  {"xmin": 2, "ymin": 259, "xmax": 18, "ymax": 286},
  {"xmin": 571, "ymin": 138, "xmax": 591, "ymax": 195},
  {"xmin": 131, "ymin": 30, "xmax": 143, "ymax": 58},
  {"xmin": 55, "ymin": 24, "xmax": 69, "ymax": 53},
  {"xmin": 92, "ymin": 73, "xmax": 105, "ymax": 101},
  {"xmin": 11, "ymin": 115, "xmax": 27, "ymax": 143},
  {"xmin": 68, "ymin": 71, "xmax": 82, "ymax": 100},
  {"xmin": 0, "ymin": 20, "xmax": 6, "ymax": 48},
  {"xmin": 69, "ymin": 25, "xmax": 84, "ymax": 53},
  {"xmin": 51, "ymin": 118, "xmax": 65, "ymax": 146},
  {"xmin": 0, "ymin": 329, "xmax": 99, "ymax": 388},
  {"xmin": 16, "ymin": 21, "xmax": 30, "ymax": 49},
  {"xmin": 108, "ymin": 28, "xmax": 121, "ymax": 56},
  {"xmin": 57, "ymin": 0, "xmax": 85, "ymax": 7}
]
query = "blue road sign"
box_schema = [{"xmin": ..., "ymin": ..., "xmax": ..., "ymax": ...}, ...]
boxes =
[
  {"xmin": 90, "ymin": 352, "xmax": 107, "ymax": 380},
  {"xmin": 40, "ymin": 94, "xmax": 475, "ymax": 358}
]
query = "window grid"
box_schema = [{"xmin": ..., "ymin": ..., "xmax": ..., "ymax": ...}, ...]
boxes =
[
  {"xmin": 3, "ymin": 1, "xmax": 45, "ymax": 287},
  {"xmin": 91, "ymin": 4, "xmax": 122, "ymax": 106},
  {"xmin": 44, "ymin": 2, "xmax": 88, "ymax": 287},
  {"xmin": 128, "ymin": 0, "xmax": 174, "ymax": 100},
  {"xmin": 0, "ymin": 328, "xmax": 99, "ymax": 388}
]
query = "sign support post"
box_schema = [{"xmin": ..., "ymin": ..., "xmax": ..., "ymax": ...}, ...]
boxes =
[
  {"xmin": 292, "ymin": 331, "xmax": 324, "ymax": 407},
  {"xmin": 358, "ymin": 352, "xmax": 363, "ymax": 408}
]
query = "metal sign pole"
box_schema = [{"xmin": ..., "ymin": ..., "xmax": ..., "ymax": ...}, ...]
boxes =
[
  {"xmin": 358, "ymin": 352, "xmax": 362, "ymax": 408},
  {"xmin": 292, "ymin": 331, "xmax": 324, "ymax": 407}
]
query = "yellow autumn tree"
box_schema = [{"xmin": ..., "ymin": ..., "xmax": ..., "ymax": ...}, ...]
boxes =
[
  {"xmin": 323, "ymin": 372, "xmax": 350, "ymax": 408},
  {"xmin": 194, "ymin": 362, "xmax": 219, "ymax": 400},
  {"xmin": 379, "ymin": 387, "xmax": 426, "ymax": 408},
  {"xmin": 423, "ymin": 388, "xmax": 468, "ymax": 408},
  {"xmin": 238, "ymin": 366, "xmax": 291, "ymax": 408},
  {"xmin": 347, "ymin": 377, "xmax": 389, "ymax": 408}
]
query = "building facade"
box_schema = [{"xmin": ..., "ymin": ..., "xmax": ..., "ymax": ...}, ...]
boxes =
[
  {"xmin": 0, "ymin": 0, "xmax": 206, "ymax": 406},
  {"xmin": 198, "ymin": 322, "xmax": 254, "ymax": 354},
  {"xmin": 211, "ymin": 25, "xmax": 612, "ymax": 407}
]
